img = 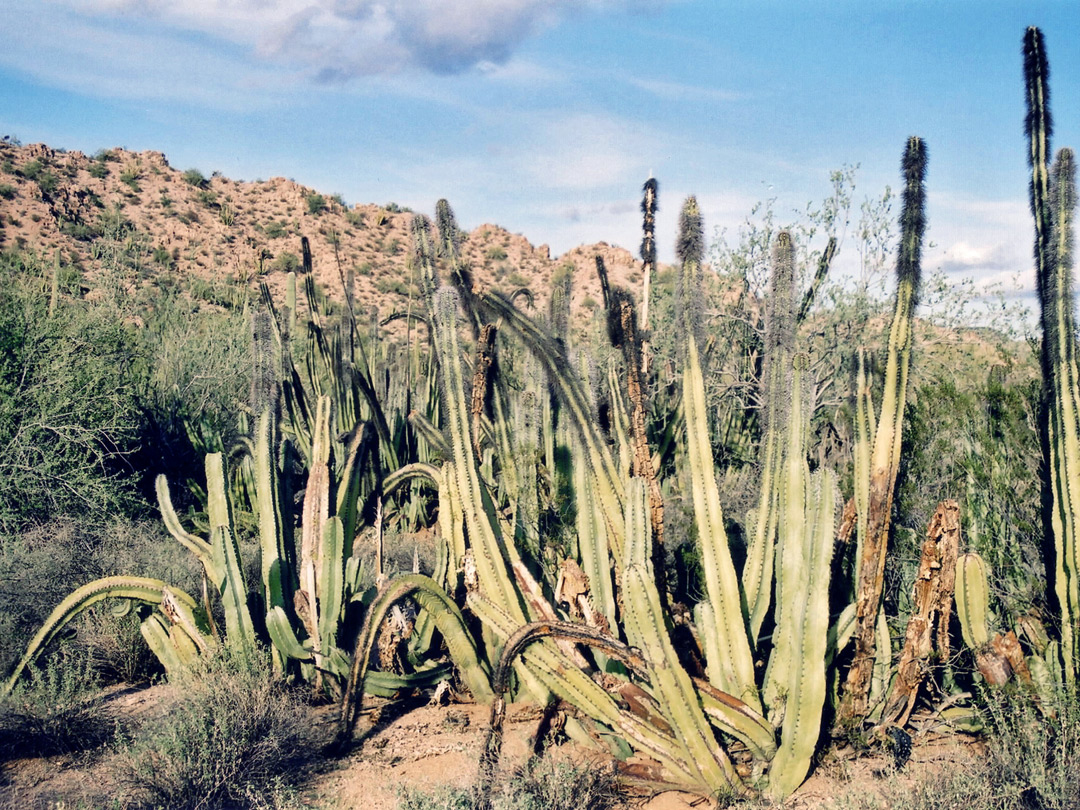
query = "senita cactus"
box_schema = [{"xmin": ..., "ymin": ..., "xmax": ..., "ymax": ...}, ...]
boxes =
[
  {"xmin": 1025, "ymin": 26, "xmax": 1080, "ymax": 687},
  {"xmin": 842, "ymin": 136, "xmax": 927, "ymax": 718}
]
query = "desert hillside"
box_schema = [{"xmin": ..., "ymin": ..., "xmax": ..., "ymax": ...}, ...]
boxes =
[{"xmin": 0, "ymin": 139, "xmax": 643, "ymax": 322}]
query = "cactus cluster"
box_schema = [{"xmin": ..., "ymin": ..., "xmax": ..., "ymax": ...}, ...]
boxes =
[{"xmin": 9, "ymin": 24, "xmax": 1080, "ymax": 805}]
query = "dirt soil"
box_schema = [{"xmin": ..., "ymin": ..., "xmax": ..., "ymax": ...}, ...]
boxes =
[{"xmin": 0, "ymin": 682, "xmax": 983, "ymax": 810}]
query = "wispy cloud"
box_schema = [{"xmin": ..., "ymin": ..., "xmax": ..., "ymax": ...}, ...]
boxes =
[
  {"xmin": 46, "ymin": 0, "xmax": 667, "ymax": 81},
  {"xmin": 629, "ymin": 77, "xmax": 744, "ymax": 104}
]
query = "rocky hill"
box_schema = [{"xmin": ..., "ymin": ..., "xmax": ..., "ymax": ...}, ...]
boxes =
[{"xmin": 0, "ymin": 140, "xmax": 643, "ymax": 327}]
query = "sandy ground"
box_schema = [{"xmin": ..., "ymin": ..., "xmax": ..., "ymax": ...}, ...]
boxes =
[{"xmin": 0, "ymin": 682, "xmax": 981, "ymax": 810}]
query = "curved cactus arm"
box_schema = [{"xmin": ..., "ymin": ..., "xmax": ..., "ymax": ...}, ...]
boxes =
[
  {"xmin": 466, "ymin": 592, "xmax": 707, "ymax": 790},
  {"xmin": 692, "ymin": 677, "xmax": 777, "ymax": 762},
  {"xmin": 476, "ymin": 619, "xmax": 652, "ymax": 810},
  {"xmin": 156, "ymin": 474, "xmax": 217, "ymax": 578},
  {"xmin": 364, "ymin": 663, "xmax": 455, "ymax": 698},
  {"xmin": 336, "ymin": 573, "xmax": 493, "ymax": 748},
  {"xmin": 622, "ymin": 478, "xmax": 747, "ymax": 794},
  {"xmin": 956, "ymin": 552, "xmax": 992, "ymax": 650},
  {"xmin": 383, "ymin": 462, "xmax": 440, "ymax": 497},
  {"xmin": 267, "ymin": 605, "xmax": 313, "ymax": 661},
  {"xmin": 4, "ymin": 577, "xmax": 201, "ymax": 694},
  {"xmin": 140, "ymin": 613, "xmax": 190, "ymax": 677}
]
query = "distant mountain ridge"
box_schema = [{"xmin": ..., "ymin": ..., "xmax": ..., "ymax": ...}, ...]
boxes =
[{"xmin": 0, "ymin": 140, "xmax": 644, "ymax": 324}]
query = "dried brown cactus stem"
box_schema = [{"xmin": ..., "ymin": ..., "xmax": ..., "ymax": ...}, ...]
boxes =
[
  {"xmin": 470, "ymin": 323, "xmax": 497, "ymax": 463},
  {"xmin": 880, "ymin": 500, "xmax": 960, "ymax": 727}
]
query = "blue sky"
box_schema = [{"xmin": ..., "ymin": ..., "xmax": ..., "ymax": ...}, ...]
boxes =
[{"xmin": 1, "ymin": 0, "xmax": 1078, "ymax": 300}]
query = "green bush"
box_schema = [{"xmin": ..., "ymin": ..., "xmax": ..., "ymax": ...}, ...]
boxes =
[
  {"xmin": 0, "ymin": 252, "xmax": 143, "ymax": 531},
  {"xmin": 116, "ymin": 651, "xmax": 308, "ymax": 810},
  {"xmin": 485, "ymin": 246, "xmax": 508, "ymax": 261},
  {"xmin": 305, "ymin": 193, "xmax": 327, "ymax": 216},
  {"xmin": 0, "ymin": 646, "xmax": 108, "ymax": 759},
  {"xmin": 182, "ymin": 168, "xmax": 207, "ymax": 188},
  {"xmin": 838, "ymin": 691, "xmax": 1080, "ymax": 810},
  {"xmin": 0, "ymin": 184, "xmax": 15, "ymax": 200},
  {"xmin": 88, "ymin": 161, "xmax": 108, "ymax": 179},
  {"xmin": 271, "ymin": 251, "xmax": 301, "ymax": 273}
]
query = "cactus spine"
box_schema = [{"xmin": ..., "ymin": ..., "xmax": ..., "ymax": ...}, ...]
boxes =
[{"xmin": 1026, "ymin": 26, "xmax": 1080, "ymax": 687}]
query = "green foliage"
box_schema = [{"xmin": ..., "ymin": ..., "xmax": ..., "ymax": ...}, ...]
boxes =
[
  {"xmin": 305, "ymin": 192, "xmax": 327, "ymax": 215},
  {"xmin": 264, "ymin": 220, "xmax": 287, "ymax": 239},
  {"xmin": 840, "ymin": 691, "xmax": 1080, "ymax": 810},
  {"xmin": 485, "ymin": 246, "xmax": 508, "ymax": 261},
  {"xmin": 0, "ymin": 645, "xmax": 108, "ymax": 758},
  {"xmin": 88, "ymin": 160, "xmax": 108, "ymax": 179},
  {"xmin": 271, "ymin": 251, "xmax": 301, "ymax": 273},
  {"xmin": 182, "ymin": 168, "xmax": 207, "ymax": 188},
  {"xmin": 0, "ymin": 184, "xmax": 14, "ymax": 199},
  {"xmin": 116, "ymin": 650, "xmax": 308, "ymax": 810},
  {"xmin": 152, "ymin": 245, "xmax": 172, "ymax": 267},
  {"xmin": 0, "ymin": 251, "xmax": 142, "ymax": 531},
  {"xmin": 119, "ymin": 165, "xmax": 141, "ymax": 192}
]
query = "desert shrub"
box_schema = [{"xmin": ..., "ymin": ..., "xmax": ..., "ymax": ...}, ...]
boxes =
[
  {"xmin": 0, "ymin": 517, "xmax": 201, "ymax": 680},
  {"xmin": 485, "ymin": 246, "xmax": 508, "ymax": 261},
  {"xmin": 0, "ymin": 251, "xmax": 143, "ymax": 531},
  {"xmin": 0, "ymin": 646, "xmax": 109, "ymax": 759},
  {"xmin": 0, "ymin": 184, "xmax": 15, "ymax": 200},
  {"xmin": 270, "ymin": 251, "xmax": 300, "ymax": 273},
  {"xmin": 839, "ymin": 691, "xmax": 1080, "ymax": 810},
  {"xmin": 398, "ymin": 757, "xmax": 620, "ymax": 810},
  {"xmin": 305, "ymin": 192, "xmax": 327, "ymax": 216},
  {"xmin": 120, "ymin": 165, "xmax": 141, "ymax": 191},
  {"xmin": 264, "ymin": 220, "xmax": 287, "ymax": 239},
  {"xmin": 18, "ymin": 159, "xmax": 43, "ymax": 181},
  {"xmin": 116, "ymin": 650, "xmax": 309, "ymax": 810},
  {"xmin": 88, "ymin": 160, "xmax": 108, "ymax": 179},
  {"xmin": 182, "ymin": 168, "xmax": 207, "ymax": 188}
]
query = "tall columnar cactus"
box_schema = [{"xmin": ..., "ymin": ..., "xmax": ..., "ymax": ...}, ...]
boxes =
[
  {"xmin": 675, "ymin": 197, "xmax": 759, "ymax": 709},
  {"xmin": 1025, "ymin": 26, "xmax": 1080, "ymax": 687},
  {"xmin": 640, "ymin": 177, "xmax": 659, "ymax": 373},
  {"xmin": 842, "ymin": 136, "xmax": 927, "ymax": 718},
  {"xmin": 743, "ymin": 230, "xmax": 797, "ymax": 646}
]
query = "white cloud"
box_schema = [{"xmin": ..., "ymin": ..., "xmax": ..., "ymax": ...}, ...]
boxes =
[
  {"xmin": 48, "ymin": 0, "xmax": 666, "ymax": 80},
  {"xmin": 926, "ymin": 193, "xmax": 1033, "ymax": 291}
]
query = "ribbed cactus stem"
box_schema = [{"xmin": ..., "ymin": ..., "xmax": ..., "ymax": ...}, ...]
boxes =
[
  {"xmin": 956, "ymin": 552, "xmax": 992, "ymax": 650},
  {"xmin": 1027, "ymin": 25, "xmax": 1080, "ymax": 686},
  {"xmin": 843, "ymin": 136, "xmax": 927, "ymax": 718},
  {"xmin": 676, "ymin": 197, "xmax": 759, "ymax": 710},
  {"xmin": 744, "ymin": 231, "xmax": 797, "ymax": 645}
]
